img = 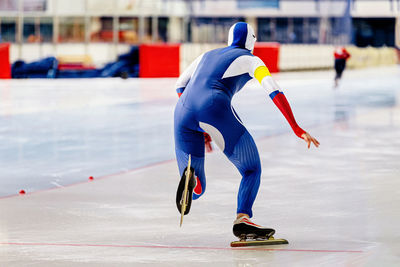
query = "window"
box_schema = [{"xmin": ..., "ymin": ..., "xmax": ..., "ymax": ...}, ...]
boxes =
[
  {"xmin": 158, "ymin": 17, "xmax": 168, "ymax": 43},
  {"xmin": 276, "ymin": 18, "xmax": 288, "ymax": 43},
  {"xmin": 308, "ymin": 17, "xmax": 320, "ymax": 44},
  {"xmin": 23, "ymin": 17, "xmax": 38, "ymax": 43},
  {"xmin": 40, "ymin": 17, "xmax": 53, "ymax": 43},
  {"xmin": 257, "ymin": 18, "xmax": 275, "ymax": 42},
  {"xmin": 59, "ymin": 17, "xmax": 85, "ymax": 43},
  {"xmin": 191, "ymin": 17, "xmax": 244, "ymax": 43},
  {"xmin": 0, "ymin": 17, "xmax": 17, "ymax": 42},
  {"xmin": 90, "ymin": 17, "xmax": 114, "ymax": 42},
  {"xmin": 353, "ymin": 18, "xmax": 395, "ymax": 47},
  {"xmin": 292, "ymin": 18, "xmax": 304, "ymax": 44},
  {"xmin": 119, "ymin": 17, "xmax": 139, "ymax": 43}
]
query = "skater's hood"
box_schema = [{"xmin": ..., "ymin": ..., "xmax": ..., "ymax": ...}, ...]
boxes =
[{"xmin": 228, "ymin": 22, "xmax": 256, "ymax": 51}]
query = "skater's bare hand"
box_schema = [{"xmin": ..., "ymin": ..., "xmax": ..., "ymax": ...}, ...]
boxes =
[{"xmin": 301, "ymin": 132, "xmax": 320, "ymax": 149}]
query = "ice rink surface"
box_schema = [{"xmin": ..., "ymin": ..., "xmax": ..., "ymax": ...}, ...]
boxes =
[{"xmin": 0, "ymin": 66, "xmax": 399, "ymax": 266}]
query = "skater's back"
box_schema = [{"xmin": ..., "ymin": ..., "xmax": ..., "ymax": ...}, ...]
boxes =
[
  {"xmin": 187, "ymin": 47, "xmax": 253, "ymax": 97},
  {"xmin": 176, "ymin": 22, "xmax": 264, "ymax": 110}
]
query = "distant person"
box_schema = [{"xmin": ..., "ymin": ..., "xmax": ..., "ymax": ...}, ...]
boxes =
[
  {"xmin": 174, "ymin": 22, "xmax": 319, "ymax": 240},
  {"xmin": 334, "ymin": 46, "xmax": 351, "ymax": 88}
]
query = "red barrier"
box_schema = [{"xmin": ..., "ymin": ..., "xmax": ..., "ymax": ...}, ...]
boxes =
[
  {"xmin": 253, "ymin": 43, "xmax": 280, "ymax": 73},
  {"xmin": 0, "ymin": 43, "xmax": 11, "ymax": 79},
  {"xmin": 139, "ymin": 44, "xmax": 180, "ymax": 78}
]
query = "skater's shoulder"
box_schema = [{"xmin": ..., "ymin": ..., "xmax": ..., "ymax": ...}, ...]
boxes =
[
  {"xmin": 200, "ymin": 47, "xmax": 251, "ymax": 67},
  {"xmin": 208, "ymin": 46, "xmax": 253, "ymax": 57}
]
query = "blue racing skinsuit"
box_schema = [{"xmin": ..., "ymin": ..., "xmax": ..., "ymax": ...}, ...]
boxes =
[{"xmin": 174, "ymin": 22, "xmax": 305, "ymax": 217}]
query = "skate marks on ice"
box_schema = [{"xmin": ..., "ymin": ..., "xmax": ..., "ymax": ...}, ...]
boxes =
[
  {"xmin": 0, "ymin": 146, "xmax": 373, "ymax": 266},
  {"xmin": 1, "ymin": 67, "xmax": 400, "ymax": 265},
  {"xmin": 0, "ymin": 140, "xmax": 385, "ymax": 266},
  {"xmin": 0, "ymin": 242, "xmax": 366, "ymax": 267},
  {"xmin": 0, "ymin": 67, "xmax": 398, "ymax": 198}
]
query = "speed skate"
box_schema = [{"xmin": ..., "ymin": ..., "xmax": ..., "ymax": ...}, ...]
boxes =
[
  {"xmin": 231, "ymin": 215, "xmax": 288, "ymax": 247},
  {"xmin": 231, "ymin": 236, "xmax": 289, "ymax": 247},
  {"xmin": 176, "ymin": 155, "xmax": 195, "ymax": 226}
]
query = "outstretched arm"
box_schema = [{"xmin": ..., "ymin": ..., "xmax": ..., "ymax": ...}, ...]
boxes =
[{"xmin": 250, "ymin": 57, "xmax": 319, "ymax": 148}]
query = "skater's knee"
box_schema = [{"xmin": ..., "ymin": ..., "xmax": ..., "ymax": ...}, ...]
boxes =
[
  {"xmin": 243, "ymin": 163, "xmax": 261, "ymax": 179},
  {"xmin": 244, "ymin": 168, "xmax": 261, "ymax": 178}
]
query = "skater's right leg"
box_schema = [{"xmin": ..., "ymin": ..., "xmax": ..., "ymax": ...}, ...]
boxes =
[{"xmin": 227, "ymin": 130, "xmax": 262, "ymax": 218}]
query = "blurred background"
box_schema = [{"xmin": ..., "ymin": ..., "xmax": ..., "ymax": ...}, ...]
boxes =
[
  {"xmin": 1, "ymin": 2, "xmax": 400, "ymax": 265},
  {"xmin": 0, "ymin": 0, "xmax": 399, "ymax": 78}
]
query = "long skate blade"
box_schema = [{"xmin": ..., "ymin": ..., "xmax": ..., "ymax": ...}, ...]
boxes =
[
  {"xmin": 180, "ymin": 154, "xmax": 191, "ymax": 227},
  {"xmin": 230, "ymin": 238, "xmax": 288, "ymax": 247}
]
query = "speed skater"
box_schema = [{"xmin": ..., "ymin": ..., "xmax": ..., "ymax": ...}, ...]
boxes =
[{"xmin": 174, "ymin": 22, "xmax": 319, "ymax": 238}]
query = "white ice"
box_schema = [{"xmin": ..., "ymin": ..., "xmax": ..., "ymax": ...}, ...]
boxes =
[{"xmin": 0, "ymin": 66, "xmax": 399, "ymax": 266}]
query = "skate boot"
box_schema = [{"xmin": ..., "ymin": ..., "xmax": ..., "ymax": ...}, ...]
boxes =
[
  {"xmin": 233, "ymin": 215, "xmax": 275, "ymax": 241},
  {"xmin": 176, "ymin": 166, "xmax": 195, "ymax": 215}
]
